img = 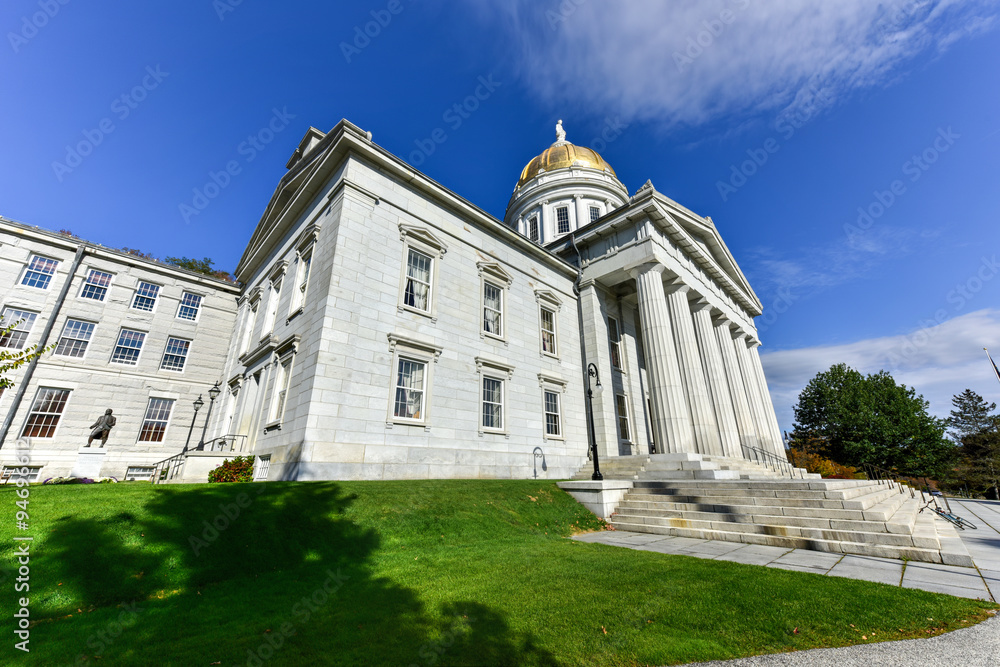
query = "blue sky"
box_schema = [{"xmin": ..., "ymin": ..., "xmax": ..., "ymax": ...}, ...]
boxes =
[{"xmin": 3, "ymin": 0, "xmax": 999, "ymax": 433}]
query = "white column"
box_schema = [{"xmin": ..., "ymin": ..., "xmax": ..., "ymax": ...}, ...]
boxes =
[
  {"xmin": 692, "ymin": 304, "xmax": 742, "ymax": 458},
  {"xmin": 748, "ymin": 342, "xmax": 787, "ymax": 461},
  {"xmin": 629, "ymin": 263, "xmax": 694, "ymax": 453},
  {"xmin": 664, "ymin": 284, "xmax": 722, "ymax": 456},
  {"xmin": 733, "ymin": 333, "xmax": 776, "ymax": 457},
  {"xmin": 714, "ymin": 319, "xmax": 759, "ymax": 455}
]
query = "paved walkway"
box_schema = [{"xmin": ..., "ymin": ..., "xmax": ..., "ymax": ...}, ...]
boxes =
[
  {"xmin": 574, "ymin": 498, "xmax": 999, "ymax": 601},
  {"xmin": 572, "ymin": 498, "xmax": 1000, "ymax": 665}
]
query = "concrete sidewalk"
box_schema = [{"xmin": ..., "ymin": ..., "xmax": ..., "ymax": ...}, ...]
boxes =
[
  {"xmin": 572, "ymin": 498, "xmax": 1000, "ymax": 665},
  {"xmin": 574, "ymin": 498, "xmax": 998, "ymax": 601}
]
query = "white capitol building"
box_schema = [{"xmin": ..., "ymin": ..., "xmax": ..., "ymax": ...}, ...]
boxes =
[{"xmin": 0, "ymin": 119, "xmax": 785, "ymax": 484}]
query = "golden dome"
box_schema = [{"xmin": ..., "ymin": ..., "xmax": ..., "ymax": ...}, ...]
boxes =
[{"xmin": 516, "ymin": 141, "xmax": 617, "ymax": 188}]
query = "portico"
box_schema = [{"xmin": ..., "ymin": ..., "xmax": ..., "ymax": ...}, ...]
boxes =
[{"xmin": 546, "ymin": 180, "xmax": 786, "ymax": 464}]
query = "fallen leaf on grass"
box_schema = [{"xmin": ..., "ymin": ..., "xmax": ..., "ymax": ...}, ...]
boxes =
[
  {"xmin": 601, "ymin": 626, "xmax": 607, "ymax": 635},
  {"xmin": 793, "ymin": 627, "xmax": 799, "ymax": 634}
]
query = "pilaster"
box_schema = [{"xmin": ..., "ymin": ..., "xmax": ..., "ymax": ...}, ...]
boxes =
[{"xmin": 578, "ymin": 282, "xmax": 620, "ymax": 457}]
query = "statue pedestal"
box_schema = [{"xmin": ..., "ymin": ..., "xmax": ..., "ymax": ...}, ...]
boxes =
[{"xmin": 71, "ymin": 447, "xmax": 107, "ymax": 479}]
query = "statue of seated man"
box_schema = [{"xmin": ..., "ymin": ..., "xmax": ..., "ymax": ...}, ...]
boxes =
[{"xmin": 87, "ymin": 409, "xmax": 116, "ymax": 447}]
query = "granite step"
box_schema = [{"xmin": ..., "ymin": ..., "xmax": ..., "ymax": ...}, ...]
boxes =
[{"xmin": 607, "ymin": 519, "xmax": 950, "ymax": 564}]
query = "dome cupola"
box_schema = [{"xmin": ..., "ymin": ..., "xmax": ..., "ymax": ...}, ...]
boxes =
[{"xmin": 505, "ymin": 121, "xmax": 628, "ymax": 244}]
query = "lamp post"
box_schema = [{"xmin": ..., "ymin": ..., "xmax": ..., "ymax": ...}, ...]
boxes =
[
  {"xmin": 198, "ymin": 382, "xmax": 222, "ymax": 450},
  {"xmin": 184, "ymin": 394, "xmax": 204, "ymax": 452},
  {"xmin": 585, "ymin": 363, "xmax": 603, "ymax": 481}
]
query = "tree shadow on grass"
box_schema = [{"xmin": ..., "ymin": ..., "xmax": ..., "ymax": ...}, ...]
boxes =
[{"xmin": 4, "ymin": 482, "xmax": 558, "ymax": 666}]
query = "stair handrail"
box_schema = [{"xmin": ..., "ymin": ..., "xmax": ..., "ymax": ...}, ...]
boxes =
[
  {"xmin": 860, "ymin": 463, "xmax": 914, "ymax": 497},
  {"xmin": 150, "ymin": 451, "xmax": 186, "ymax": 484},
  {"xmin": 740, "ymin": 443, "xmax": 799, "ymax": 479},
  {"xmin": 196, "ymin": 434, "xmax": 248, "ymax": 453}
]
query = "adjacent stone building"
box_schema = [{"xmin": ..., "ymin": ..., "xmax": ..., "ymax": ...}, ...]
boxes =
[{"xmin": 0, "ymin": 119, "xmax": 786, "ymax": 483}]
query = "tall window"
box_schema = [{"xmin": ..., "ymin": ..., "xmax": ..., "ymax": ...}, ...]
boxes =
[
  {"xmin": 528, "ymin": 216, "xmax": 539, "ymax": 243},
  {"xmin": 590, "ymin": 205, "xmax": 601, "ymax": 222},
  {"xmin": 616, "ymin": 394, "xmax": 631, "ymax": 441},
  {"xmin": 608, "ymin": 317, "xmax": 623, "ymax": 370},
  {"xmin": 271, "ymin": 358, "xmax": 292, "ymax": 422},
  {"xmin": 0, "ymin": 308, "xmax": 37, "ymax": 350},
  {"xmin": 111, "ymin": 328, "xmax": 146, "ymax": 365},
  {"xmin": 555, "ymin": 206, "xmax": 570, "ymax": 234},
  {"xmin": 138, "ymin": 398, "xmax": 174, "ymax": 442},
  {"xmin": 292, "ymin": 253, "xmax": 312, "ymax": 312},
  {"xmin": 21, "ymin": 388, "xmax": 70, "ymax": 438},
  {"xmin": 482, "ymin": 377, "xmax": 504, "ymax": 431},
  {"xmin": 242, "ymin": 302, "xmax": 259, "ymax": 354},
  {"xmin": 131, "ymin": 281, "xmax": 160, "ymax": 311},
  {"xmin": 544, "ymin": 390, "xmax": 561, "ymax": 437},
  {"xmin": 80, "ymin": 269, "xmax": 113, "ymax": 301},
  {"xmin": 540, "ymin": 307, "xmax": 557, "ymax": 355},
  {"xmin": 483, "ymin": 282, "xmax": 503, "ymax": 337},
  {"xmin": 160, "ymin": 337, "xmax": 190, "ymax": 371},
  {"xmin": 177, "ymin": 292, "xmax": 202, "ymax": 321},
  {"xmin": 21, "ymin": 255, "xmax": 58, "ymax": 289},
  {"xmin": 393, "ymin": 357, "xmax": 426, "ymax": 421},
  {"xmin": 403, "ymin": 248, "xmax": 432, "ymax": 312},
  {"xmin": 263, "ymin": 278, "xmax": 282, "ymax": 334},
  {"xmin": 53, "ymin": 319, "xmax": 95, "ymax": 358}
]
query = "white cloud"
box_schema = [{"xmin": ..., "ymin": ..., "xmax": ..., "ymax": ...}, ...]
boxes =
[
  {"xmin": 469, "ymin": 0, "xmax": 999, "ymax": 128},
  {"xmin": 760, "ymin": 308, "xmax": 1000, "ymax": 434}
]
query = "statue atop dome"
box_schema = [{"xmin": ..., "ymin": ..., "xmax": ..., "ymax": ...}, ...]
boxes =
[{"xmin": 555, "ymin": 119, "xmax": 566, "ymax": 144}]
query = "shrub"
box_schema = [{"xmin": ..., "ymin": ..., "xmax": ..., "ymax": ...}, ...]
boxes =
[
  {"xmin": 208, "ymin": 455, "xmax": 255, "ymax": 483},
  {"xmin": 787, "ymin": 448, "xmax": 860, "ymax": 479}
]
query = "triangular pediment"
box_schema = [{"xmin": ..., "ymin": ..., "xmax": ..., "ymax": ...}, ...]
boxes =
[
  {"xmin": 399, "ymin": 223, "xmax": 448, "ymax": 256},
  {"xmin": 476, "ymin": 261, "xmax": 513, "ymax": 286}
]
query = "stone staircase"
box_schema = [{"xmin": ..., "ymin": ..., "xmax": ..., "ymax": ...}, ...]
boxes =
[
  {"xmin": 566, "ymin": 454, "xmax": 973, "ymax": 566},
  {"xmin": 571, "ymin": 452, "xmax": 820, "ymax": 482}
]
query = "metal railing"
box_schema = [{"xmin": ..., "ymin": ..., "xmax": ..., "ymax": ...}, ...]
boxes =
[
  {"xmin": 195, "ymin": 434, "xmax": 248, "ymax": 453},
  {"xmin": 151, "ymin": 451, "xmax": 186, "ymax": 484},
  {"xmin": 860, "ymin": 463, "xmax": 915, "ymax": 497},
  {"xmin": 741, "ymin": 444, "xmax": 801, "ymax": 479}
]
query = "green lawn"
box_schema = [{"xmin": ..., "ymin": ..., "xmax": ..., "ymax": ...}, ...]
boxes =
[{"xmin": 0, "ymin": 480, "xmax": 994, "ymax": 666}]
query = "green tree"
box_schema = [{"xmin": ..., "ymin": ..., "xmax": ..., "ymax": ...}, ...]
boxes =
[
  {"xmin": 948, "ymin": 389, "xmax": 1000, "ymax": 499},
  {"xmin": 0, "ymin": 316, "xmax": 51, "ymax": 391},
  {"xmin": 790, "ymin": 363, "xmax": 955, "ymax": 477},
  {"xmin": 164, "ymin": 256, "xmax": 234, "ymax": 282}
]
